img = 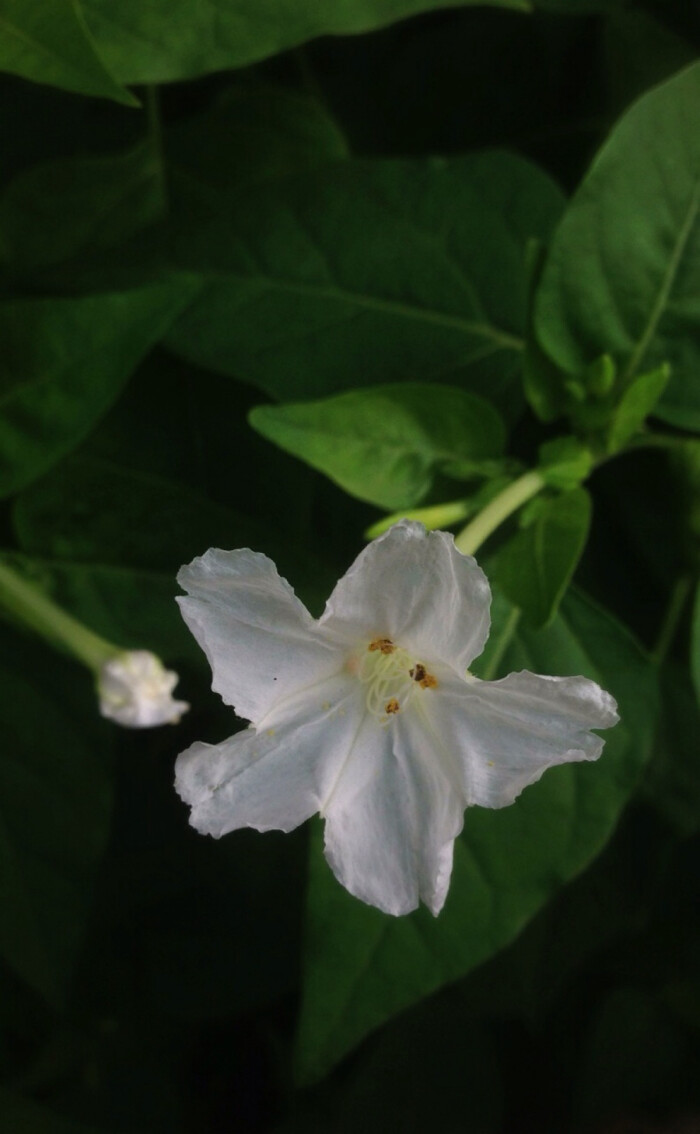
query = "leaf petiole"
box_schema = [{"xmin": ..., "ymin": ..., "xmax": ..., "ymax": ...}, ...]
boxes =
[{"xmin": 454, "ymin": 469, "xmax": 546, "ymax": 556}]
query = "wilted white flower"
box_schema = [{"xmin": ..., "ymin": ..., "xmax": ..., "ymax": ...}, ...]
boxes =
[
  {"xmin": 99, "ymin": 650, "xmax": 189, "ymax": 728},
  {"xmin": 175, "ymin": 522, "xmax": 618, "ymax": 916}
]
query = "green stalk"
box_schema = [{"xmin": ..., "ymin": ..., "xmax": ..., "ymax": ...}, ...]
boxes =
[
  {"xmin": 0, "ymin": 561, "xmax": 115, "ymax": 671},
  {"xmin": 455, "ymin": 469, "xmax": 546, "ymax": 556}
]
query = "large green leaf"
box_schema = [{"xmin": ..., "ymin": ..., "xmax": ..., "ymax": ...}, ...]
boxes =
[
  {"xmin": 0, "ymin": 0, "xmax": 136, "ymax": 104},
  {"xmin": 0, "ymin": 618, "xmax": 113, "ymax": 1005},
  {"xmin": 0, "ymin": 279, "xmax": 200, "ymax": 498},
  {"xmin": 21, "ymin": 84, "xmax": 348, "ymax": 296},
  {"xmin": 165, "ymin": 151, "xmax": 564, "ymax": 413},
  {"xmin": 81, "ymin": 0, "xmax": 529, "ymax": 86},
  {"xmin": 493, "ymin": 487, "xmax": 592, "ymax": 627},
  {"xmin": 535, "ymin": 62, "xmax": 700, "ymax": 432},
  {"xmin": 249, "ymin": 384, "xmax": 505, "ymax": 509},
  {"xmin": 295, "ymin": 588, "xmax": 657, "ymax": 1082},
  {"xmin": 0, "ymin": 140, "xmax": 163, "ymax": 272}
]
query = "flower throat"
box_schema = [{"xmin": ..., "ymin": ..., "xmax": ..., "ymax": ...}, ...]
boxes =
[{"xmin": 357, "ymin": 638, "xmax": 437, "ymax": 723}]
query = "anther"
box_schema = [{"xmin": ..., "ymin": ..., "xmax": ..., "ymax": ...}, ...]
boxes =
[{"xmin": 369, "ymin": 638, "xmax": 395, "ymax": 655}]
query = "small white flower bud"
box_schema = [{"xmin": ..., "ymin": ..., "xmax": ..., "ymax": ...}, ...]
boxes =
[{"xmin": 98, "ymin": 650, "xmax": 189, "ymax": 729}]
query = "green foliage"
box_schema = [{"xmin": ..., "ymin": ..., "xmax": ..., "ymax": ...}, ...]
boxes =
[
  {"xmin": 0, "ymin": 0, "xmax": 136, "ymax": 105},
  {"xmin": 0, "ymin": 281, "xmax": 199, "ymax": 498},
  {"xmin": 538, "ymin": 436, "xmax": 594, "ymax": 490},
  {"xmin": 296, "ymin": 589, "xmax": 657, "ymax": 1081},
  {"xmin": 80, "ymin": 0, "xmax": 529, "ymax": 85},
  {"xmin": 492, "ymin": 488, "xmax": 592, "ymax": 627},
  {"xmin": 0, "ymin": 140, "xmax": 163, "ymax": 271},
  {"xmin": 250, "ymin": 384, "xmax": 505, "ymax": 509},
  {"xmin": 0, "ymin": 5, "xmax": 698, "ymax": 1130},
  {"xmin": 606, "ymin": 363, "xmax": 671, "ymax": 452},
  {"xmin": 164, "ymin": 151, "xmax": 564, "ymax": 414},
  {"xmin": 535, "ymin": 62, "xmax": 700, "ymax": 431}
]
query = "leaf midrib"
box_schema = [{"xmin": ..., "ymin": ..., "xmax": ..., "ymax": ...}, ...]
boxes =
[{"xmin": 624, "ymin": 174, "xmax": 700, "ymax": 381}]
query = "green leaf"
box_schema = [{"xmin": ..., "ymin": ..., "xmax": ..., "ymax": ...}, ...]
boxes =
[
  {"xmin": 607, "ymin": 364, "xmax": 671, "ymax": 453},
  {"xmin": 22, "ymin": 84, "xmax": 349, "ymax": 296},
  {"xmin": 81, "ymin": 0, "xmax": 530, "ymax": 86},
  {"xmin": 0, "ymin": 140, "xmax": 163, "ymax": 272},
  {"xmin": 0, "ymin": 618, "xmax": 113, "ymax": 1005},
  {"xmin": 296, "ymin": 588, "xmax": 657, "ymax": 1082},
  {"xmin": 0, "ymin": 279, "xmax": 200, "ymax": 498},
  {"xmin": 0, "ymin": 0, "xmax": 136, "ymax": 105},
  {"xmin": 249, "ymin": 384, "xmax": 505, "ymax": 509},
  {"xmin": 535, "ymin": 62, "xmax": 700, "ymax": 432},
  {"xmin": 165, "ymin": 151, "xmax": 564, "ymax": 415},
  {"xmin": 538, "ymin": 437, "xmax": 594, "ymax": 490},
  {"xmin": 492, "ymin": 488, "xmax": 592, "ymax": 627}
]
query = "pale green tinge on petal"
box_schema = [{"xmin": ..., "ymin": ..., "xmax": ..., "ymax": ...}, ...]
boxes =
[
  {"xmin": 424, "ymin": 669, "xmax": 619, "ymax": 810},
  {"xmin": 320, "ymin": 520, "xmax": 491, "ymax": 678},
  {"xmin": 177, "ymin": 547, "xmax": 343, "ymax": 726}
]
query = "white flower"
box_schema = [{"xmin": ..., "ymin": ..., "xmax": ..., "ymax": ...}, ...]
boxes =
[
  {"xmin": 98, "ymin": 650, "xmax": 189, "ymax": 728},
  {"xmin": 174, "ymin": 521, "xmax": 618, "ymax": 917}
]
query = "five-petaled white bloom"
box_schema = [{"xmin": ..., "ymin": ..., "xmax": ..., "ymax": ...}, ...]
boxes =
[
  {"xmin": 99, "ymin": 650, "xmax": 189, "ymax": 728},
  {"xmin": 174, "ymin": 522, "xmax": 618, "ymax": 917}
]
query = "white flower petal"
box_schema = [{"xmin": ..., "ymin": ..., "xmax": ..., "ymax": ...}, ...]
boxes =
[
  {"xmin": 423, "ymin": 669, "xmax": 619, "ymax": 809},
  {"xmin": 323, "ymin": 713, "xmax": 464, "ymax": 917},
  {"xmin": 320, "ymin": 521, "xmax": 491, "ymax": 676},
  {"xmin": 177, "ymin": 548, "xmax": 343, "ymax": 725},
  {"xmin": 175, "ymin": 673, "xmax": 366, "ymax": 836}
]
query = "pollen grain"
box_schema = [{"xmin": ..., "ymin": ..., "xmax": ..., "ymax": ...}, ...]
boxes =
[
  {"xmin": 409, "ymin": 663, "xmax": 438, "ymax": 689},
  {"xmin": 385, "ymin": 698, "xmax": 400, "ymax": 715},
  {"xmin": 369, "ymin": 637, "xmax": 395, "ymax": 655}
]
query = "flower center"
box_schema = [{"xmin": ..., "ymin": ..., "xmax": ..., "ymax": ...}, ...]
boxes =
[{"xmin": 356, "ymin": 637, "xmax": 438, "ymax": 723}]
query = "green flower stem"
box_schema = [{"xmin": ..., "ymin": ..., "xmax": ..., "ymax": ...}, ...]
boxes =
[
  {"xmin": 455, "ymin": 469, "xmax": 546, "ymax": 556},
  {"xmin": 0, "ymin": 560, "xmax": 115, "ymax": 672}
]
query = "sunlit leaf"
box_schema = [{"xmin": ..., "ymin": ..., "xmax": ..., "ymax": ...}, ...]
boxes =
[{"xmin": 250, "ymin": 384, "xmax": 505, "ymax": 508}]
